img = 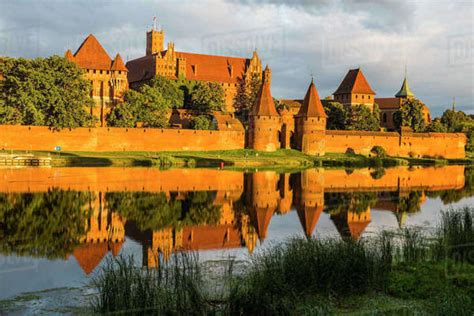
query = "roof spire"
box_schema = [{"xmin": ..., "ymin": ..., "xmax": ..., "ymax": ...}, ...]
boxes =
[
  {"xmin": 452, "ymin": 96, "xmax": 456, "ymax": 111},
  {"xmin": 395, "ymin": 67, "xmax": 414, "ymax": 98},
  {"xmin": 251, "ymin": 65, "xmax": 278, "ymax": 116},
  {"xmin": 297, "ymin": 79, "xmax": 327, "ymax": 118}
]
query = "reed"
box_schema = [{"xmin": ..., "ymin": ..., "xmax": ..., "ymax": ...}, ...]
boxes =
[{"xmin": 91, "ymin": 253, "xmax": 209, "ymax": 315}]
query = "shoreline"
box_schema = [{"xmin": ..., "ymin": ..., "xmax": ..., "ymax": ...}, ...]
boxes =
[{"xmin": 1, "ymin": 149, "xmax": 472, "ymax": 170}]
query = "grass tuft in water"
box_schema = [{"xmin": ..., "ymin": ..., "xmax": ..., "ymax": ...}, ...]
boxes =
[{"xmin": 91, "ymin": 252, "xmax": 208, "ymax": 315}]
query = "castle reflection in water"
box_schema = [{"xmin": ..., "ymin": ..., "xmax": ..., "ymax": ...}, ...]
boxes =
[{"xmin": 0, "ymin": 166, "xmax": 470, "ymax": 275}]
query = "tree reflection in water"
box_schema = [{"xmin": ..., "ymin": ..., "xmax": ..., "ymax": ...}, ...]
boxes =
[{"xmin": 0, "ymin": 189, "xmax": 94, "ymax": 258}]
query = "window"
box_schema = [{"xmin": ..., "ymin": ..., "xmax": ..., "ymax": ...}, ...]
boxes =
[
  {"xmin": 368, "ymin": 95, "xmax": 371, "ymax": 99},
  {"xmin": 355, "ymin": 95, "xmax": 358, "ymax": 99},
  {"xmin": 383, "ymin": 113, "xmax": 387, "ymax": 123},
  {"xmin": 362, "ymin": 95, "xmax": 365, "ymax": 99}
]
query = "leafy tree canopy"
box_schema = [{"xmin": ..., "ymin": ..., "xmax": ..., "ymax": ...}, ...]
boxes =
[
  {"xmin": 148, "ymin": 76, "xmax": 185, "ymax": 108},
  {"xmin": 233, "ymin": 73, "xmax": 262, "ymax": 115},
  {"xmin": 393, "ymin": 98, "xmax": 426, "ymax": 132},
  {"xmin": 0, "ymin": 190, "xmax": 93, "ymax": 259},
  {"xmin": 345, "ymin": 104, "xmax": 380, "ymax": 131},
  {"xmin": 190, "ymin": 115, "xmax": 214, "ymax": 130},
  {"xmin": 323, "ymin": 102, "xmax": 347, "ymax": 130},
  {"xmin": 440, "ymin": 109, "xmax": 469, "ymax": 133},
  {"xmin": 0, "ymin": 56, "xmax": 95, "ymax": 129},
  {"xmin": 106, "ymin": 84, "xmax": 171, "ymax": 128},
  {"xmin": 426, "ymin": 118, "xmax": 448, "ymax": 133},
  {"xmin": 189, "ymin": 81, "xmax": 226, "ymax": 114}
]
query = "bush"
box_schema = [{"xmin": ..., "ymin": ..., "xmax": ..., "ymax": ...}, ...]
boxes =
[
  {"xmin": 190, "ymin": 115, "xmax": 213, "ymax": 130},
  {"xmin": 371, "ymin": 146, "xmax": 387, "ymax": 158},
  {"xmin": 228, "ymin": 237, "xmax": 392, "ymax": 314}
]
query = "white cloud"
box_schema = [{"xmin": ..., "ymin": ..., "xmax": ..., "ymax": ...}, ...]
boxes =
[{"xmin": 0, "ymin": 0, "xmax": 472, "ymax": 116}]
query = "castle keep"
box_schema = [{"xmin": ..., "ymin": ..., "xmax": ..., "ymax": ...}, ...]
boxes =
[
  {"xmin": 65, "ymin": 35, "xmax": 128, "ymax": 126},
  {"xmin": 126, "ymin": 25, "xmax": 263, "ymax": 112}
]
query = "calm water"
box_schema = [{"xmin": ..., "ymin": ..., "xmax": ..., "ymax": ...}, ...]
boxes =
[{"xmin": 0, "ymin": 166, "xmax": 473, "ymax": 299}]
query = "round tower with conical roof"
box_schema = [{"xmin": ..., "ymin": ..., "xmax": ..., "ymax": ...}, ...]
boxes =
[
  {"xmin": 248, "ymin": 65, "xmax": 281, "ymax": 151},
  {"xmin": 295, "ymin": 79, "xmax": 327, "ymax": 156}
]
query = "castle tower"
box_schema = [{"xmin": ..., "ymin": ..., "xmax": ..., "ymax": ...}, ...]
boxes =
[
  {"xmin": 295, "ymin": 79, "xmax": 327, "ymax": 156},
  {"xmin": 245, "ymin": 172, "xmax": 279, "ymax": 242},
  {"xmin": 248, "ymin": 65, "xmax": 281, "ymax": 151},
  {"xmin": 293, "ymin": 169, "xmax": 325, "ymax": 238},
  {"xmin": 146, "ymin": 27, "xmax": 164, "ymax": 56},
  {"xmin": 277, "ymin": 173, "xmax": 293, "ymax": 214},
  {"xmin": 333, "ymin": 68, "xmax": 375, "ymax": 110}
]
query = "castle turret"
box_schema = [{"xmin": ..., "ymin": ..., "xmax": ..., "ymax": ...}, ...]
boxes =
[
  {"xmin": 295, "ymin": 79, "xmax": 327, "ymax": 156},
  {"xmin": 245, "ymin": 172, "xmax": 279, "ymax": 242},
  {"xmin": 248, "ymin": 65, "xmax": 281, "ymax": 151},
  {"xmin": 293, "ymin": 169, "xmax": 325, "ymax": 238}
]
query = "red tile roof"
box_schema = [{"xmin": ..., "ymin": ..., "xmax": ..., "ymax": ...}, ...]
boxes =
[
  {"xmin": 297, "ymin": 206, "xmax": 323, "ymax": 237},
  {"xmin": 126, "ymin": 55, "xmax": 156, "ymax": 83},
  {"xmin": 176, "ymin": 51, "xmax": 247, "ymax": 84},
  {"xmin": 297, "ymin": 80, "xmax": 327, "ymax": 118},
  {"xmin": 111, "ymin": 53, "xmax": 127, "ymax": 71},
  {"xmin": 73, "ymin": 242, "xmax": 108, "ymax": 275},
  {"xmin": 181, "ymin": 225, "xmax": 242, "ymax": 250},
  {"xmin": 334, "ymin": 68, "xmax": 375, "ymax": 95},
  {"xmin": 375, "ymin": 97, "xmax": 402, "ymax": 109},
  {"xmin": 253, "ymin": 207, "xmax": 274, "ymax": 241},
  {"xmin": 252, "ymin": 66, "xmax": 279, "ymax": 116},
  {"xmin": 67, "ymin": 34, "xmax": 127, "ymax": 72}
]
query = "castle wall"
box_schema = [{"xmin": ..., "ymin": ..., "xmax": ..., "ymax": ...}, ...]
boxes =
[
  {"xmin": 295, "ymin": 117, "xmax": 326, "ymax": 156},
  {"xmin": 0, "ymin": 125, "xmax": 244, "ymax": 153},
  {"xmin": 325, "ymin": 130, "xmax": 466, "ymax": 159},
  {"xmin": 248, "ymin": 115, "xmax": 281, "ymax": 151}
]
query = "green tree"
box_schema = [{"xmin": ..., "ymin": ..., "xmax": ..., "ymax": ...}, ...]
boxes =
[
  {"xmin": 233, "ymin": 73, "xmax": 262, "ymax": 116},
  {"xmin": 0, "ymin": 190, "xmax": 93, "ymax": 259},
  {"xmin": 345, "ymin": 104, "xmax": 380, "ymax": 131},
  {"xmin": 107, "ymin": 85, "xmax": 171, "ymax": 128},
  {"xmin": 393, "ymin": 98, "xmax": 426, "ymax": 132},
  {"xmin": 148, "ymin": 76, "xmax": 185, "ymax": 108},
  {"xmin": 0, "ymin": 56, "xmax": 95, "ymax": 129},
  {"xmin": 426, "ymin": 118, "xmax": 448, "ymax": 132},
  {"xmin": 190, "ymin": 115, "xmax": 213, "ymax": 130},
  {"xmin": 323, "ymin": 101, "xmax": 347, "ymax": 130},
  {"xmin": 189, "ymin": 81, "xmax": 226, "ymax": 114},
  {"xmin": 106, "ymin": 192, "xmax": 182, "ymax": 231},
  {"xmin": 466, "ymin": 127, "xmax": 474, "ymax": 153},
  {"xmin": 440, "ymin": 109, "xmax": 468, "ymax": 132}
]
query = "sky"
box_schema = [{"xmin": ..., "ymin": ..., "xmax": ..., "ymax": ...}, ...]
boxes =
[{"xmin": 0, "ymin": 0, "xmax": 472, "ymax": 116}]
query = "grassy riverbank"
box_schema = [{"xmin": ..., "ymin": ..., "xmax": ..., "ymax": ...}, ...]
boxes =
[
  {"xmin": 90, "ymin": 207, "xmax": 474, "ymax": 315},
  {"xmin": 3, "ymin": 149, "xmax": 472, "ymax": 169}
]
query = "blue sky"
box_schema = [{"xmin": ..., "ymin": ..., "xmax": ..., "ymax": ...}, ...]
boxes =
[{"xmin": 0, "ymin": 0, "xmax": 472, "ymax": 116}]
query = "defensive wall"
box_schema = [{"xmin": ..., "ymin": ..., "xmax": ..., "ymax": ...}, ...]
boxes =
[
  {"xmin": 0, "ymin": 166, "xmax": 464, "ymax": 194},
  {"xmin": 0, "ymin": 125, "xmax": 466, "ymax": 159},
  {"xmin": 0, "ymin": 125, "xmax": 245, "ymax": 152},
  {"xmin": 325, "ymin": 130, "xmax": 466, "ymax": 159}
]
